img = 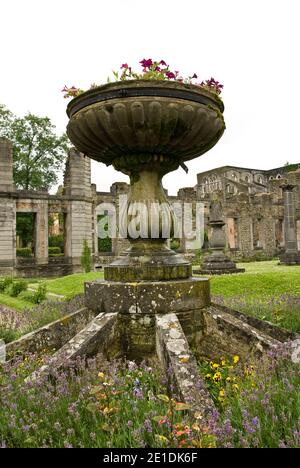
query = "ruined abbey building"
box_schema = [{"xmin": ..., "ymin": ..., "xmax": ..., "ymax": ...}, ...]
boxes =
[{"xmin": 0, "ymin": 137, "xmax": 299, "ymax": 277}]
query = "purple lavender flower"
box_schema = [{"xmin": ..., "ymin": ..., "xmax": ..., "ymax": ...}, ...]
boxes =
[{"xmin": 144, "ymin": 419, "xmax": 152, "ymax": 433}]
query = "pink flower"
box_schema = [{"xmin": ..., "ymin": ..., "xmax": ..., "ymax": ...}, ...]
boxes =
[
  {"xmin": 160, "ymin": 60, "xmax": 167, "ymax": 66},
  {"xmin": 166, "ymin": 71, "xmax": 176, "ymax": 79},
  {"xmin": 121, "ymin": 63, "xmax": 129, "ymax": 69},
  {"xmin": 155, "ymin": 66, "xmax": 161, "ymax": 71},
  {"xmin": 191, "ymin": 73, "xmax": 198, "ymax": 79},
  {"xmin": 140, "ymin": 58, "xmax": 153, "ymax": 68}
]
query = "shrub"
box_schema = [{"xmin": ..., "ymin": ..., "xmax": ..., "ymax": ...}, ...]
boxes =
[
  {"xmin": 48, "ymin": 246, "xmax": 61, "ymax": 256},
  {"xmin": 8, "ymin": 280, "xmax": 28, "ymax": 297},
  {"xmin": 98, "ymin": 237, "xmax": 112, "ymax": 253},
  {"xmin": 0, "ymin": 277, "xmax": 13, "ymax": 292},
  {"xmin": 20, "ymin": 284, "xmax": 47, "ymax": 304},
  {"xmin": 81, "ymin": 239, "xmax": 92, "ymax": 273},
  {"xmin": 192, "ymin": 249, "xmax": 205, "ymax": 265},
  {"xmin": 33, "ymin": 283, "xmax": 47, "ymax": 304},
  {"xmin": 16, "ymin": 247, "xmax": 33, "ymax": 258},
  {"xmin": 49, "ymin": 234, "xmax": 64, "ymax": 250},
  {"xmin": 170, "ymin": 239, "xmax": 180, "ymax": 251}
]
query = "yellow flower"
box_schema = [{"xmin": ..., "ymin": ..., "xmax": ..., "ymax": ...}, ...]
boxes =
[
  {"xmin": 98, "ymin": 372, "xmax": 105, "ymax": 380},
  {"xmin": 205, "ymin": 373, "xmax": 212, "ymax": 379},
  {"xmin": 212, "ymin": 363, "xmax": 219, "ymax": 370},
  {"xmin": 233, "ymin": 384, "xmax": 239, "ymax": 392},
  {"xmin": 221, "ymin": 358, "xmax": 226, "ymax": 366},
  {"xmin": 233, "ymin": 355, "xmax": 240, "ymax": 365},
  {"xmin": 226, "ymin": 377, "xmax": 232, "ymax": 383},
  {"xmin": 213, "ymin": 372, "xmax": 222, "ymax": 383},
  {"xmin": 218, "ymin": 389, "xmax": 225, "ymax": 403}
]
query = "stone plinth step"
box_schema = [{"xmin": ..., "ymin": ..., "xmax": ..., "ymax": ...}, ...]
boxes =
[
  {"xmin": 194, "ymin": 268, "xmax": 245, "ymax": 275},
  {"xmin": 85, "ymin": 277, "xmax": 210, "ymax": 314},
  {"xmin": 156, "ymin": 312, "xmax": 214, "ymax": 417},
  {"xmin": 279, "ymin": 252, "xmax": 300, "ymax": 265}
]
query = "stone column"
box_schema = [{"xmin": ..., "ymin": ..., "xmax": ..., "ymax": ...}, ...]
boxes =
[
  {"xmin": 34, "ymin": 201, "xmax": 48, "ymax": 264},
  {"xmin": 0, "ymin": 139, "xmax": 16, "ymax": 275},
  {"xmin": 279, "ymin": 184, "xmax": 300, "ymax": 264},
  {"xmin": 63, "ymin": 149, "xmax": 93, "ymax": 272}
]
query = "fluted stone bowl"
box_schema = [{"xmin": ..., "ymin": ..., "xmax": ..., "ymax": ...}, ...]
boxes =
[{"xmin": 66, "ymin": 80, "xmax": 225, "ymax": 172}]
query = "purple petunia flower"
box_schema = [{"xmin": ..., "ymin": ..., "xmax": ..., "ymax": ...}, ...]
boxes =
[
  {"xmin": 140, "ymin": 58, "xmax": 153, "ymax": 68},
  {"xmin": 166, "ymin": 71, "xmax": 176, "ymax": 79}
]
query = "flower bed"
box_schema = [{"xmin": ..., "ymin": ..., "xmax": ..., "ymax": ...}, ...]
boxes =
[
  {"xmin": 198, "ymin": 346, "xmax": 300, "ymax": 448},
  {"xmin": 0, "ymin": 357, "xmax": 215, "ymax": 448}
]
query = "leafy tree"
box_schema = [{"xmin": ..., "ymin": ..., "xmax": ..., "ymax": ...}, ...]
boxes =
[
  {"xmin": 0, "ymin": 104, "xmax": 14, "ymax": 136},
  {"xmin": 0, "ymin": 104, "xmax": 69, "ymax": 190},
  {"xmin": 16, "ymin": 213, "xmax": 35, "ymax": 248}
]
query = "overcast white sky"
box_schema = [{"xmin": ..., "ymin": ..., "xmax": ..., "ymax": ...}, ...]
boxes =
[{"xmin": 1, "ymin": 0, "xmax": 300, "ymax": 194}]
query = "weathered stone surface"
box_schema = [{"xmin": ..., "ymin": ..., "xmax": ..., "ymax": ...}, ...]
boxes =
[
  {"xmin": 199, "ymin": 305, "xmax": 282, "ymax": 361},
  {"xmin": 156, "ymin": 313, "xmax": 214, "ymax": 416},
  {"xmin": 279, "ymin": 251, "xmax": 300, "ymax": 265},
  {"xmin": 279, "ymin": 184, "xmax": 300, "ymax": 264},
  {"xmin": 85, "ymin": 277, "xmax": 210, "ymax": 314},
  {"xmin": 6, "ymin": 307, "xmax": 97, "ymax": 358},
  {"xmin": 85, "ymin": 278, "xmax": 209, "ymax": 358},
  {"xmin": 28, "ymin": 312, "xmax": 117, "ymax": 381}
]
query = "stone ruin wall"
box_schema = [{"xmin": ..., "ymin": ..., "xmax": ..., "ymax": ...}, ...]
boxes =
[{"xmin": 0, "ymin": 136, "xmax": 300, "ymax": 276}]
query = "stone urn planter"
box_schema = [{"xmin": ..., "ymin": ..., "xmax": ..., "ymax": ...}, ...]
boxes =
[{"xmin": 67, "ymin": 80, "xmax": 225, "ymax": 282}]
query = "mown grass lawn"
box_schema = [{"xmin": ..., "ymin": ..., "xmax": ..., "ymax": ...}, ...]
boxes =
[
  {"xmin": 209, "ymin": 261, "xmax": 300, "ymax": 300},
  {"xmin": 39, "ymin": 271, "xmax": 104, "ymax": 297},
  {"xmin": 0, "ymin": 293, "xmax": 35, "ymax": 311}
]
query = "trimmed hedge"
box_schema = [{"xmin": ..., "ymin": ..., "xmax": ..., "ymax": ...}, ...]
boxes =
[
  {"xmin": 16, "ymin": 248, "xmax": 33, "ymax": 258},
  {"xmin": 49, "ymin": 235, "xmax": 64, "ymax": 250},
  {"xmin": 49, "ymin": 246, "xmax": 61, "ymax": 256}
]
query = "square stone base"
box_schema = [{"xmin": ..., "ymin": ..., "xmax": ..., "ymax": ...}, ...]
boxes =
[{"xmin": 85, "ymin": 278, "xmax": 210, "ymax": 359}]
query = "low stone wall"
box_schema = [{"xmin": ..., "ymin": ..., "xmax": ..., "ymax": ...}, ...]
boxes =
[
  {"xmin": 28, "ymin": 313, "xmax": 117, "ymax": 381},
  {"xmin": 199, "ymin": 305, "xmax": 283, "ymax": 361},
  {"xmin": 228, "ymin": 249, "xmax": 281, "ymax": 262},
  {"xmin": 6, "ymin": 307, "xmax": 97, "ymax": 358},
  {"xmin": 215, "ymin": 303, "xmax": 299, "ymax": 342}
]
